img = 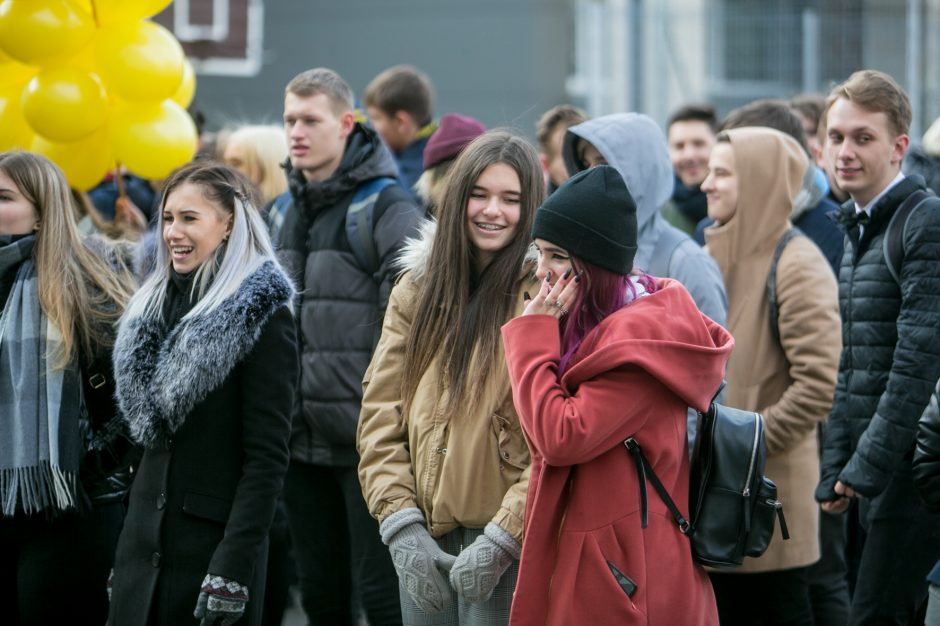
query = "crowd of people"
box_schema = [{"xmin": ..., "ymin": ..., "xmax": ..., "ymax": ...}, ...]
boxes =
[{"xmin": 2, "ymin": 62, "xmax": 940, "ymax": 626}]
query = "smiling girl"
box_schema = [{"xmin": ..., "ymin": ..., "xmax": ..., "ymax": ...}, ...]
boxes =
[
  {"xmin": 357, "ymin": 131, "xmax": 543, "ymax": 625},
  {"xmin": 108, "ymin": 162, "xmax": 298, "ymax": 626}
]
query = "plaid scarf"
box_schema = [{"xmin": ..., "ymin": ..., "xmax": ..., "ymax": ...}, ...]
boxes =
[{"xmin": 0, "ymin": 235, "xmax": 83, "ymax": 516}]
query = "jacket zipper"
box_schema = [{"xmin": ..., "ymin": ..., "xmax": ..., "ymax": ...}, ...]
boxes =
[{"xmin": 742, "ymin": 413, "xmax": 762, "ymax": 496}]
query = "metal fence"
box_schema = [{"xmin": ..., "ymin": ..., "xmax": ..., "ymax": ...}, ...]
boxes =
[{"xmin": 570, "ymin": 0, "xmax": 940, "ymax": 137}]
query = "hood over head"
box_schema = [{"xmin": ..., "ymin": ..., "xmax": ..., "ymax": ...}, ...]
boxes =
[
  {"xmin": 563, "ymin": 280, "xmax": 733, "ymax": 412},
  {"xmin": 705, "ymin": 127, "xmax": 808, "ymax": 263},
  {"xmin": 562, "ymin": 113, "xmax": 674, "ymax": 229}
]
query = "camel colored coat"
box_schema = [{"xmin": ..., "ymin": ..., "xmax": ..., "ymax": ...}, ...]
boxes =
[{"xmin": 705, "ymin": 128, "xmax": 841, "ymax": 573}]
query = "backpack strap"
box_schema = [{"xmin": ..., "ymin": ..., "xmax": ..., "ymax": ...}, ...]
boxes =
[
  {"xmin": 624, "ymin": 438, "xmax": 691, "ymax": 535},
  {"xmin": 268, "ymin": 192, "xmax": 293, "ymax": 245},
  {"xmin": 648, "ymin": 225, "xmax": 688, "ymax": 277},
  {"xmin": 767, "ymin": 227, "xmax": 803, "ymax": 344},
  {"xmin": 345, "ymin": 177, "xmax": 399, "ymax": 276},
  {"xmin": 883, "ymin": 189, "xmax": 930, "ymax": 285}
]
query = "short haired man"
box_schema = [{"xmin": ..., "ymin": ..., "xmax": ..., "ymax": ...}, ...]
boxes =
[
  {"xmin": 363, "ymin": 65, "xmax": 437, "ymax": 194},
  {"xmin": 277, "ymin": 67, "xmax": 423, "ymax": 625},
  {"xmin": 662, "ymin": 104, "xmax": 718, "ymax": 236},
  {"xmin": 535, "ymin": 104, "xmax": 588, "ymax": 193},
  {"xmin": 815, "ymin": 69, "xmax": 940, "ymax": 624}
]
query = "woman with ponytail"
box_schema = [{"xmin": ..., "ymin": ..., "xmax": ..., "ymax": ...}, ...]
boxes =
[{"xmin": 108, "ymin": 162, "xmax": 298, "ymax": 626}]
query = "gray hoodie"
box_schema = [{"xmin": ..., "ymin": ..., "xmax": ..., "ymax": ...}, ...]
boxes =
[
  {"xmin": 564, "ymin": 114, "xmax": 727, "ymax": 447},
  {"xmin": 563, "ymin": 113, "xmax": 727, "ymax": 327}
]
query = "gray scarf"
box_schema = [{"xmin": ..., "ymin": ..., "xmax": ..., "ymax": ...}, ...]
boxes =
[{"xmin": 0, "ymin": 235, "xmax": 83, "ymax": 516}]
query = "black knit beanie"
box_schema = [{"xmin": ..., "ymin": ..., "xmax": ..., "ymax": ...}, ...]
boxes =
[{"xmin": 532, "ymin": 165, "xmax": 638, "ymax": 274}]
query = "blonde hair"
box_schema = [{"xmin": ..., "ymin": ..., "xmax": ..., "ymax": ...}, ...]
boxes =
[
  {"xmin": 0, "ymin": 151, "xmax": 137, "ymax": 367},
  {"xmin": 224, "ymin": 125, "xmax": 288, "ymax": 204},
  {"xmin": 123, "ymin": 161, "xmax": 282, "ymax": 323},
  {"xmin": 285, "ymin": 68, "xmax": 354, "ymax": 116},
  {"xmin": 826, "ymin": 69, "xmax": 912, "ymax": 138},
  {"xmin": 413, "ymin": 159, "xmax": 457, "ymax": 216}
]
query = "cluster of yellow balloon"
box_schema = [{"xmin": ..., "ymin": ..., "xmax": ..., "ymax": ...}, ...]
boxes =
[{"xmin": 0, "ymin": 0, "xmax": 197, "ymax": 190}]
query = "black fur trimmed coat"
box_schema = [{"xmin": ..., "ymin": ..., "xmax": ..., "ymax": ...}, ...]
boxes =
[{"xmin": 108, "ymin": 261, "xmax": 298, "ymax": 626}]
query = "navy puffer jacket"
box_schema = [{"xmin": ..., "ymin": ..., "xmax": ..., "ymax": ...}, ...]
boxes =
[{"xmin": 816, "ymin": 175, "xmax": 940, "ymax": 501}]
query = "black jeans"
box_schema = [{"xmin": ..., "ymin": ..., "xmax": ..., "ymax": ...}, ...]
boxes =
[
  {"xmin": 808, "ymin": 509, "xmax": 851, "ymax": 626},
  {"xmin": 284, "ymin": 460, "xmax": 402, "ymax": 626},
  {"xmin": 0, "ymin": 502, "xmax": 123, "ymax": 626},
  {"xmin": 848, "ymin": 467, "xmax": 940, "ymax": 625},
  {"xmin": 710, "ymin": 566, "xmax": 815, "ymax": 626}
]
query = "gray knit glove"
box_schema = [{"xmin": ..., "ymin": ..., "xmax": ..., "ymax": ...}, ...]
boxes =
[
  {"xmin": 381, "ymin": 508, "xmax": 457, "ymax": 614},
  {"xmin": 193, "ymin": 573, "xmax": 248, "ymax": 626},
  {"xmin": 449, "ymin": 522, "xmax": 520, "ymax": 603}
]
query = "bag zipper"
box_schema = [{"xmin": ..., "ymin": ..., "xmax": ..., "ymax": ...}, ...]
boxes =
[{"xmin": 742, "ymin": 413, "xmax": 762, "ymax": 497}]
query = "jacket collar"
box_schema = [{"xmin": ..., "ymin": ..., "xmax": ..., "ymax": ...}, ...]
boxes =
[
  {"xmin": 114, "ymin": 261, "xmax": 294, "ymax": 447},
  {"xmin": 394, "ymin": 218, "xmax": 536, "ymax": 281}
]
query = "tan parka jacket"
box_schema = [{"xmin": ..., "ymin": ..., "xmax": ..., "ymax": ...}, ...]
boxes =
[
  {"xmin": 705, "ymin": 128, "xmax": 841, "ymax": 572},
  {"xmin": 357, "ymin": 224, "xmax": 538, "ymax": 542}
]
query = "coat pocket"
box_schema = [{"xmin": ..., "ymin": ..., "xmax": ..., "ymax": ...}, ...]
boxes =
[
  {"xmin": 491, "ymin": 414, "xmax": 529, "ymax": 470},
  {"xmin": 183, "ymin": 491, "xmax": 233, "ymax": 523},
  {"xmin": 606, "ymin": 560, "xmax": 637, "ymax": 598}
]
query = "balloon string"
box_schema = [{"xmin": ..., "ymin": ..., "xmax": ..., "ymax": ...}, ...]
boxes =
[{"xmin": 115, "ymin": 163, "xmax": 127, "ymax": 201}]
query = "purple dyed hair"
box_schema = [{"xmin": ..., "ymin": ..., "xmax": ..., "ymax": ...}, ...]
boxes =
[{"xmin": 558, "ymin": 258, "xmax": 657, "ymax": 376}]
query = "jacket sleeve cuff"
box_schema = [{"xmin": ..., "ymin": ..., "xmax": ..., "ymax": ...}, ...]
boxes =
[
  {"xmin": 379, "ymin": 507, "xmax": 425, "ymax": 544},
  {"xmin": 484, "ymin": 522, "xmax": 521, "ymax": 560},
  {"xmin": 838, "ymin": 454, "xmax": 887, "ymax": 498},
  {"xmin": 490, "ymin": 505, "xmax": 525, "ymax": 545}
]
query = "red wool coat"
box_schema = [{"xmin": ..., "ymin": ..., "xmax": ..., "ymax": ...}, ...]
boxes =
[{"xmin": 502, "ymin": 279, "xmax": 733, "ymax": 626}]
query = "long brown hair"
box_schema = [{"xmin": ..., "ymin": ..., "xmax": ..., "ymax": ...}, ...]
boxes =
[
  {"xmin": 0, "ymin": 151, "xmax": 137, "ymax": 367},
  {"xmin": 401, "ymin": 130, "xmax": 543, "ymax": 413}
]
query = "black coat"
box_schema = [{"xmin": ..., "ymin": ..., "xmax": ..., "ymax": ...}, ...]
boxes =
[
  {"xmin": 108, "ymin": 261, "xmax": 297, "ymax": 626},
  {"xmin": 914, "ymin": 379, "xmax": 940, "ymax": 512},
  {"xmin": 277, "ymin": 123, "xmax": 424, "ymax": 467},
  {"xmin": 816, "ymin": 176, "xmax": 940, "ymax": 502}
]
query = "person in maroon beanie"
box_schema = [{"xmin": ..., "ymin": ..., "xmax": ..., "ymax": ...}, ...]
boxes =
[{"xmin": 416, "ymin": 113, "xmax": 487, "ymax": 214}]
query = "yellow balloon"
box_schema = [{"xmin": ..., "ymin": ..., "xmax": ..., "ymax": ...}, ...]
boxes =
[
  {"xmin": 95, "ymin": 20, "xmax": 184, "ymax": 102},
  {"xmin": 22, "ymin": 66, "xmax": 108, "ymax": 142},
  {"xmin": 0, "ymin": 0, "xmax": 94, "ymax": 65},
  {"xmin": 171, "ymin": 58, "xmax": 196, "ymax": 109},
  {"xmin": 30, "ymin": 126, "xmax": 113, "ymax": 191},
  {"xmin": 0, "ymin": 58, "xmax": 37, "ymax": 88},
  {"xmin": 0, "ymin": 84, "xmax": 33, "ymax": 149},
  {"xmin": 86, "ymin": 0, "xmax": 171, "ymax": 25},
  {"xmin": 111, "ymin": 100, "xmax": 197, "ymax": 180}
]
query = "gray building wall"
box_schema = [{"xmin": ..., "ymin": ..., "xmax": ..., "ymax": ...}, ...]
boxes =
[{"xmin": 188, "ymin": 0, "xmax": 574, "ymax": 137}]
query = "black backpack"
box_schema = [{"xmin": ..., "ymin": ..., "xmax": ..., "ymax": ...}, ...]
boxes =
[{"xmin": 624, "ymin": 397, "xmax": 789, "ymax": 568}]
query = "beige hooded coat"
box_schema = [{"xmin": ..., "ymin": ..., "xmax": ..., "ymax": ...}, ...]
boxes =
[{"xmin": 704, "ymin": 128, "xmax": 841, "ymax": 573}]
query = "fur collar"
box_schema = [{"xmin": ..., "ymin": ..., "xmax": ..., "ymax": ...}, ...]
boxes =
[
  {"xmin": 394, "ymin": 218, "xmax": 437, "ymax": 279},
  {"xmin": 114, "ymin": 261, "xmax": 295, "ymax": 448},
  {"xmin": 394, "ymin": 218, "xmax": 539, "ymax": 279}
]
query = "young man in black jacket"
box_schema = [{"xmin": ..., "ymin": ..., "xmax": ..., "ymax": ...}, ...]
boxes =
[
  {"xmin": 815, "ymin": 69, "xmax": 940, "ymax": 624},
  {"xmin": 277, "ymin": 67, "xmax": 423, "ymax": 626}
]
